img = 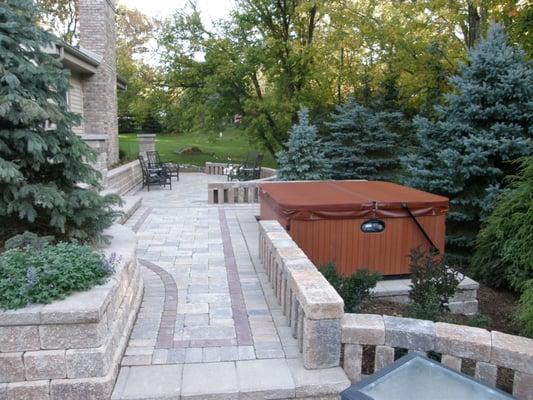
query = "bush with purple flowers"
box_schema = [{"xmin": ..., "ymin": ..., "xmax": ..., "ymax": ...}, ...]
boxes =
[{"xmin": 0, "ymin": 242, "xmax": 112, "ymax": 310}]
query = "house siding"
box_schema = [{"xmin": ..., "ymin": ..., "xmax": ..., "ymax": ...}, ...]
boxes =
[{"xmin": 69, "ymin": 72, "xmax": 85, "ymax": 135}]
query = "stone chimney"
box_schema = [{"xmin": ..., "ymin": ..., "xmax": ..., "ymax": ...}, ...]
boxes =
[{"xmin": 79, "ymin": 0, "xmax": 119, "ymax": 167}]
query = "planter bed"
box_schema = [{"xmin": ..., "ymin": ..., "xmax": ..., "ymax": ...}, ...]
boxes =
[{"xmin": 0, "ymin": 225, "xmax": 142, "ymax": 400}]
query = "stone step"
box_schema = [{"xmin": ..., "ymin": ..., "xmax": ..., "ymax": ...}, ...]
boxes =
[
  {"xmin": 111, "ymin": 358, "xmax": 349, "ymax": 400},
  {"xmin": 115, "ymin": 194, "xmax": 143, "ymax": 224}
]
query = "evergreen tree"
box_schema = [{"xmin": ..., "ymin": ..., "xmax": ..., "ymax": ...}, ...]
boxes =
[
  {"xmin": 277, "ymin": 108, "xmax": 330, "ymax": 181},
  {"xmin": 325, "ymin": 98, "xmax": 402, "ymax": 180},
  {"xmin": 402, "ymin": 23, "xmax": 533, "ymax": 259},
  {"xmin": 0, "ymin": 0, "xmax": 120, "ymax": 242}
]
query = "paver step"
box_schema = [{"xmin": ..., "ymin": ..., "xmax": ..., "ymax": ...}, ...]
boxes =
[{"xmin": 111, "ymin": 358, "xmax": 349, "ymax": 400}]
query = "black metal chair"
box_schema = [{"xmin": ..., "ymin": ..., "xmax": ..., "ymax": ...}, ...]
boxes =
[
  {"xmin": 228, "ymin": 152, "xmax": 263, "ymax": 181},
  {"xmin": 146, "ymin": 151, "xmax": 180, "ymax": 181},
  {"xmin": 138, "ymin": 155, "xmax": 172, "ymax": 191}
]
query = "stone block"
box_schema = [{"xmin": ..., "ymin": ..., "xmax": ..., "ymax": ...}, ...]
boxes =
[
  {"xmin": 303, "ymin": 318, "xmax": 342, "ymax": 369},
  {"xmin": 39, "ymin": 320, "xmax": 107, "ymax": 350},
  {"xmin": 513, "ymin": 371, "xmax": 533, "ymax": 400},
  {"xmin": 491, "ymin": 331, "xmax": 533, "ymax": 374},
  {"xmin": 0, "ymin": 353, "xmax": 24, "ymax": 383},
  {"xmin": 0, "ymin": 384, "xmax": 5, "ymax": 400},
  {"xmin": 374, "ymin": 345, "xmax": 395, "ymax": 372},
  {"xmin": 435, "ymin": 322, "xmax": 491, "ymax": 361},
  {"xmin": 441, "ymin": 354, "xmax": 461, "ymax": 371},
  {"xmin": 7, "ymin": 380, "xmax": 49, "ymax": 400},
  {"xmin": 24, "ymin": 350, "xmax": 66, "ymax": 380},
  {"xmin": 0, "ymin": 326, "xmax": 40, "ymax": 352},
  {"xmin": 384, "ymin": 316, "xmax": 435, "ymax": 352},
  {"xmin": 341, "ymin": 314, "xmax": 385, "ymax": 345},
  {"xmin": 0, "ymin": 304, "xmax": 42, "ymax": 326},
  {"xmin": 289, "ymin": 270, "xmax": 344, "ymax": 320},
  {"xmin": 50, "ymin": 374, "xmax": 115, "ymax": 400},
  {"xmin": 343, "ymin": 344, "xmax": 362, "ymax": 383},
  {"xmin": 236, "ymin": 359, "xmax": 295, "ymax": 399},
  {"xmin": 287, "ymin": 358, "xmax": 350, "ymax": 398},
  {"xmin": 66, "ymin": 346, "xmax": 109, "ymax": 378},
  {"xmin": 475, "ymin": 361, "xmax": 497, "ymax": 388},
  {"xmin": 447, "ymin": 300, "xmax": 478, "ymax": 315}
]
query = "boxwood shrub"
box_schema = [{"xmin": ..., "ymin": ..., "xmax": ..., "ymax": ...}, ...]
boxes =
[{"xmin": 0, "ymin": 242, "xmax": 113, "ymax": 310}]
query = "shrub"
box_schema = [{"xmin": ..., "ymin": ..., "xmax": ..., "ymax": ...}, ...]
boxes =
[
  {"xmin": 321, "ymin": 263, "xmax": 381, "ymax": 313},
  {"xmin": 5, "ymin": 231, "xmax": 54, "ymax": 251},
  {"xmin": 516, "ymin": 280, "xmax": 533, "ymax": 338},
  {"xmin": 471, "ymin": 157, "xmax": 533, "ymax": 291},
  {"xmin": 407, "ymin": 248, "xmax": 460, "ymax": 321},
  {"xmin": 0, "ymin": 242, "xmax": 113, "ymax": 310}
]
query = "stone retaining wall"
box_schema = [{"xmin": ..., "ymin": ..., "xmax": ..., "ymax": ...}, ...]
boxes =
[
  {"xmin": 341, "ymin": 314, "xmax": 533, "ymax": 399},
  {"xmin": 258, "ymin": 220, "xmax": 344, "ymax": 370},
  {"xmin": 105, "ymin": 160, "xmax": 142, "ymax": 196},
  {"xmin": 0, "ymin": 225, "xmax": 143, "ymax": 400}
]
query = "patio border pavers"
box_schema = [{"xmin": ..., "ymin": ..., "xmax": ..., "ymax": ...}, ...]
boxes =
[{"xmin": 219, "ymin": 209, "xmax": 253, "ymax": 346}]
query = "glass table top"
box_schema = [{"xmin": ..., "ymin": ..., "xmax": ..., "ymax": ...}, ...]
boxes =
[{"xmin": 342, "ymin": 354, "xmax": 515, "ymax": 400}]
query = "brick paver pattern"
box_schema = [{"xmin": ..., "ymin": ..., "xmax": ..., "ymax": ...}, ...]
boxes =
[{"xmin": 120, "ymin": 173, "xmax": 299, "ymax": 367}]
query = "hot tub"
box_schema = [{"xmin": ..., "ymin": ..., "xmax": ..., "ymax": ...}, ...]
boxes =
[{"xmin": 259, "ymin": 181, "xmax": 449, "ymax": 276}]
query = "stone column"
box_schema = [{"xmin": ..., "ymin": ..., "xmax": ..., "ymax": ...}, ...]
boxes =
[
  {"xmin": 82, "ymin": 135, "xmax": 108, "ymax": 186},
  {"xmin": 79, "ymin": 0, "xmax": 119, "ymax": 167},
  {"xmin": 137, "ymin": 134, "xmax": 156, "ymax": 157}
]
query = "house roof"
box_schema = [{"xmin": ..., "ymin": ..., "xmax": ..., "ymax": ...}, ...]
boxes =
[{"xmin": 47, "ymin": 40, "xmax": 127, "ymax": 90}]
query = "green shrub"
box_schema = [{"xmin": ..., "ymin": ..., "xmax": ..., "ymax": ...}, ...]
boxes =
[
  {"xmin": 407, "ymin": 248, "xmax": 460, "ymax": 321},
  {"xmin": 5, "ymin": 232, "xmax": 54, "ymax": 251},
  {"xmin": 321, "ymin": 263, "xmax": 381, "ymax": 313},
  {"xmin": 471, "ymin": 157, "xmax": 533, "ymax": 291},
  {"xmin": 0, "ymin": 242, "xmax": 113, "ymax": 310},
  {"xmin": 516, "ymin": 280, "xmax": 533, "ymax": 338}
]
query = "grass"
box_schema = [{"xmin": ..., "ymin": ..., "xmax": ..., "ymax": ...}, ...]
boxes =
[{"xmin": 119, "ymin": 128, "xmax": 277, "ymax": 168}]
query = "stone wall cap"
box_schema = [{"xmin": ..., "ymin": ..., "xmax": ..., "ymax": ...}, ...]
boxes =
[
  {"xmin": 435, "ymin": 322, "xmax": 491, "ymax": 361},
  {"xmin": 491, "ymin": 330, "xmax": 533, "ymax": 374},
  {"xmin": 106, "ymin": 160, "xmax": 140, "ymax": 178},
  {"xmin": 341, "ymin": 314, "xmax": 385, "ymax": 345},
  {"xmin": 136, "ymin": 134, "xmax": 156, "ymax": 138}
]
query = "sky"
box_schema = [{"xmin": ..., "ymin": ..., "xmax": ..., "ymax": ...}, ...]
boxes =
[{"xmin": 118, "ymin": 0, "xmax": 235, "ymax": 27}]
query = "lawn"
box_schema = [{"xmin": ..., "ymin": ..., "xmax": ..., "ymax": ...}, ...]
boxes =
[{"xmin": 119, "ymin": 129, "xmax": 277, "ymax": 168}]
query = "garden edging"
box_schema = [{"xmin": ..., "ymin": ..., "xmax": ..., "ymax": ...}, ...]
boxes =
[{"xmin": 0, "ymin": 224, "xmax": 142, "ymax": 400}]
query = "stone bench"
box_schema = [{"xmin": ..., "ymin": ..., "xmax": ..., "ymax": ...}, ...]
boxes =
[{"xmin": 0, "ymin": 225, "xmax": 143, "ymax": 400}]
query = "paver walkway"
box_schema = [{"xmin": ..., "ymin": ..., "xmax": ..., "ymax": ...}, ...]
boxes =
[{"xmin": 112, "ymin": 173, "xmax": 348, "ymax": 399}]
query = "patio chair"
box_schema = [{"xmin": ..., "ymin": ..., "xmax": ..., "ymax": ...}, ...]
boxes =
[
  {"xmin": 227, "ymin": 152, "xmax": 263, "ymax": 181},
  {"xmin": 138, "ymin": 154, "xmax": 172, "ymax": 191},
  {"xmin": 146, "ymin": 151, "xmax": 180, "ymax": 181}
]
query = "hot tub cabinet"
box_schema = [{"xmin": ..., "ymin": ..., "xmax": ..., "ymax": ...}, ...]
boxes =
[{"xmin": 259, "ymin": 181, "xmax": 449, "ymax": 276}]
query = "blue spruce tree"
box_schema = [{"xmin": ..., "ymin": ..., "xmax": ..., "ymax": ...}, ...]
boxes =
[
  {"xmin": 0, "ymin": 0, "xmax": 120, "ymax": 242},
  {"xmin": 402, "ymin": 23, "xmax": 533, "ymax": 259},
  {"xmin": 325, "ymin": 98, "xmax": 402, "ymax": 180},
  {"xmin": 277, "ymin": 108, "xmax": 330, "ymax": 181}
]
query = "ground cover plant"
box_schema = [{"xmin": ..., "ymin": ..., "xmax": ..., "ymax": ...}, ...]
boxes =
[{"xmin": 0, "ymin": 239, "xmax": 113, "ymax": 310}]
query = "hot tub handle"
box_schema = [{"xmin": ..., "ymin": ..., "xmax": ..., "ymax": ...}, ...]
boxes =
[{"xmin": 401, "ymin": 203, "xmax": 440, "ymax": 254}]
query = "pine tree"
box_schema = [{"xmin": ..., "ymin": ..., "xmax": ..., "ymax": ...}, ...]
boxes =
[
  {"xmin": 325, "ymin": 98, "xmax": 402, "ymax": 181},
  {"xmin": 0, "ymin": 0, "xmax": 120, "ymax": 242},
  {"xmin": 277, "ymin": 108, "xmax": 330, "ymax": 181},
  {"xmin": 402, "ymin": 23, "xmax": 533, "ymax": 259}
]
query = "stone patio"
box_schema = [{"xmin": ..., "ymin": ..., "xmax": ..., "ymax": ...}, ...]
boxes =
[{"xmin": 111, "ymin": 173, "xmax": 349, "ymax": 399}]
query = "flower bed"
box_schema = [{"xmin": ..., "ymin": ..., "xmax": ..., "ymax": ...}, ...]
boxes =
[{"xmin": 0, "ymin": 225, "xmax": 142, "ymax": 400}]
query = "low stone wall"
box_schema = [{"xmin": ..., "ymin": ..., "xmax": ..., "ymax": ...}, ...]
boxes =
[
  {"xmin": 105, "ymin": 160, "xmax": 142, "ymax": 196},
  {"xmin": 259, "ymin": 220, "xmax": 344, "ymax": 370},
  {"xmin": 0, "ymin": 225, "xmax": 143, "ymax": 400},
  {"xmin": 341, "ymin": 314, "xmax": 533, "ymax": 399},
  {"xmin": 205, "ymin": 161, "xmax": 277, "ymax": 179},
  {"xmin": 208, "ymin": 176, "xmax": 278, "ymax": 204}
]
